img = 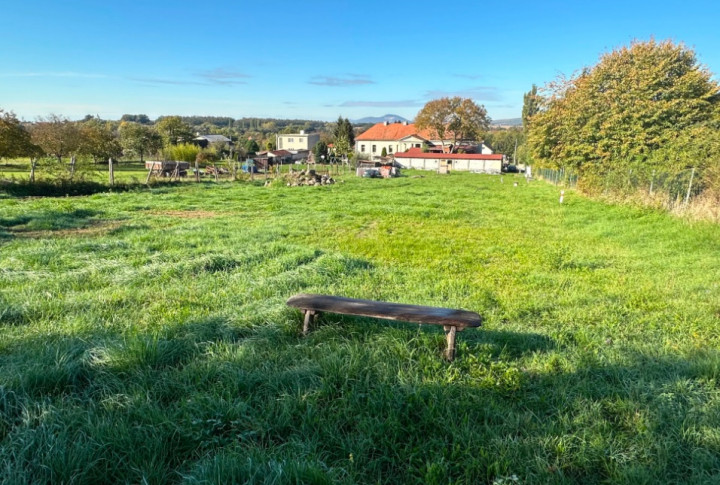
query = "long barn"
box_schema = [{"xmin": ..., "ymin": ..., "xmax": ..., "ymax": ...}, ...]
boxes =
[{"xmin": 393, "ymin": 148, "xmax": 504, "ymax": 174}]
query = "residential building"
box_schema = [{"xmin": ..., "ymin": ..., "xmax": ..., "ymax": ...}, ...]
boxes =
[
  {"xmin": 276, "ymin": 131, "xmax": 320, "ymax": 151},
  {"xmin": 355, "ymin": 121, "xmax": 492, "ymax": 159}
]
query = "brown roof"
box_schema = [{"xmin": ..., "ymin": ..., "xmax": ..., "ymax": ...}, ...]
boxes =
[{"xmin": 355, "ymin": 122, "xmax": 449, "ymax": 141}]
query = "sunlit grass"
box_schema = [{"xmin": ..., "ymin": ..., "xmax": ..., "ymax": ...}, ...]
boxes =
[{"xmin": 1, "ymin": 171, "xmax": 719, "ymax": 483}]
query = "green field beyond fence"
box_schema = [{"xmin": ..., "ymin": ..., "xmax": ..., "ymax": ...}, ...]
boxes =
[{"xmin": 1, "ymin": 172, "xmax": 720, "ymax": 483}]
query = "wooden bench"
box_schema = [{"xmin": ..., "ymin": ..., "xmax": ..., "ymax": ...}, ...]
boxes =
[{"xmin": 286, "ymin": 293, "xmax": 482, "ymax": 361}]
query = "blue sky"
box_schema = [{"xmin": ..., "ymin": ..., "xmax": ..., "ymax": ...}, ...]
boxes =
[{"xmin": 2, "ymin": 0, "xmax": 720, "ymax": 122}]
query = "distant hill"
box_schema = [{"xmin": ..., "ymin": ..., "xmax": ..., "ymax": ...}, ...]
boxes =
[
  {"xmin": 490, "ymin": 118, "xmax": 522, "ymax": 128},
  {"xmin": 351, "ymin": 114, "xmax": 410, "ymax": 124}
]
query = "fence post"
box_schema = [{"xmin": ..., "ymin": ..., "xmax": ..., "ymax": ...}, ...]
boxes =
[
  {"xmin": 649, "ymin": 169, "xmax": 655, "ymax": 195},
  {"xmin": 685, "ymin": 167, "xmax": 696, "ymax": 206},
  {"xmin": 108, "ymin": 157, "xmax": 115, "ymax": 186}
]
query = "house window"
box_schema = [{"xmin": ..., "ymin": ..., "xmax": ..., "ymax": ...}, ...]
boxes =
[
  {"xmin": 372, "ymin": 145, "xmax": 377, "ymax": 153},
  {"xmin": 389, "ymin": 146, "xmax": 393, "ymax": 153},
  {"xmin": 415, "ymin": 144, "xmax": 421, "ymax": 148},
  {"xmin": 288, "ymin": 138, "xmax": 294, "ymax": 142},
  {"xmin": 361, "ymin": 145, "xmax": 365, "ymax": 152}
]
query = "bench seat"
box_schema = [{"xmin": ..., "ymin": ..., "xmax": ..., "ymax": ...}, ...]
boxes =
[{"xmin": 287, "ymin": 293, "xmax": 482, "ymax": 360}]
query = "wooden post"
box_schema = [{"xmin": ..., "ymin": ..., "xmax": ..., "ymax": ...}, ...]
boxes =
[
  {"xmin": 29, "ymin": 157, "xmax": 37, "ymax": 183},
  {"xmin": 108, "ymin": 157, "xmax": 114, "ymax": 186},
  {"xmin": 195, "ymin": 160, "xmax": 200, "ymax": 182},
  {"xmin": 685, "ymin": 167, "xmax": 695, "ymax": 206},
  {"xmin": 444, "ymin": 325, "xmax": 457, "ymax": 361},
  {"xmin": 145, "ymin": 163, "xmax": 153, "ymax": 184},
  {"xmin": 303, "ymin": 310, "xmax": 316, "ymax": 335},
  {"xmin": 213, "ymin": 163, "xmax": 219, "ymax": 183}
]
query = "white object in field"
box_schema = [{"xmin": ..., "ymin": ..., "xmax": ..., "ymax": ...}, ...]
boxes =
[{"xmin": 560, "ymin": 190, "xmax": 565, "ymax": 204}]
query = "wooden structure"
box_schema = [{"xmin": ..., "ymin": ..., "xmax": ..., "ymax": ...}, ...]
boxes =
[
  {"xmin": 286, "ymin": 294, "xmax": 482, "ymax": 360},
  {"xmin": 145, "ymin": 161, "xmax": 190, "ymax": 177}
]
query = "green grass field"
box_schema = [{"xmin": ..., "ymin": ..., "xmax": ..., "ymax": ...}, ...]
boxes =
[{"xmin": 1, "ymin": 171, "xmax": 720, "ymax": 484}]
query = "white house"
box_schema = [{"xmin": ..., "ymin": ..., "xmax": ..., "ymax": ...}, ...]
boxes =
[
  {"xmin": 276, "ymin": 131, "xmax": 320, "ymax": 151},
  {"xmin": 355, "ymin": 121, "xmax": 492, "ymax": 159},
  {"xmin": 393, "ymin": 148, "xmax": 504, "ymax": 173}
]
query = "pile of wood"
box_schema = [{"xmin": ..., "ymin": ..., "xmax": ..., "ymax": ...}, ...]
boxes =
[{"xmin": 285, "ymin": 169, "xmax": 336, "ymax": 187}]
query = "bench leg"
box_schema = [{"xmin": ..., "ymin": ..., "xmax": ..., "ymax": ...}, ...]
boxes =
[
  {"xmin": 444, "ymin": 325, "xmax": 457, "ymax": 361},
  {"xmin": 302, "ymin": 310, "xmax": 317, "ymax": 335}
]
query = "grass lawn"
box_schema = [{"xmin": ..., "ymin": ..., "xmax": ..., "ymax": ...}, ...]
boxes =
[{"xmin": 1, "ymin": 171, "xmax": 719, "ymax": 483}]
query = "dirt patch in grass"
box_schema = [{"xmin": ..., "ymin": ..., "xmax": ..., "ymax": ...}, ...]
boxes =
[
  {"xmin": 148, "ymin": 210, "xmax": 220, "ymax": 219},
  {"xmin": 12, "ymin": 220, "xmax": 125, "ymax": 239}
]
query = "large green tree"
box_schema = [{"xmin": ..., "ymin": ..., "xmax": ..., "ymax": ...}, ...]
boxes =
[
  {"xmin": 415, "ymin": 97, "xmax": 490, "ymax": 152},
  {"xmin": 119, "ymin": 122, "xmax": 163, "ymax": 162},
  {"xmin": 333, "ymin": 117, "xmax": 355, "ymax": 148},
  {"xmin": 77, "ymin": 119, "xmax": 123, "ymax": 162},
  {"xmin": 528, "ymin": 40, "xmax": 720, "ymax": 179},
  {"xmin": 155, "ymin": 116, "xmax": 194, "ymax": 146}
]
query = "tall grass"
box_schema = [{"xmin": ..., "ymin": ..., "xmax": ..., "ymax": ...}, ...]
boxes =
[{"xmin": 1, "ymin": 172, "xmax": 720, "ymax": 483}]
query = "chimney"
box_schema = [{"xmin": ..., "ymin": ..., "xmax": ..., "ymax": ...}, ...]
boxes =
[
  {"xmin": 300, "ymin": 130, "xmax": 305, "ymax": 135},
  {"xmin": 383, "ymin": 121, "xmax": 389, "ymax": 126},
  {"xmin": 402, "ymin": 121, "xmax": 408, "ymax": 126}
]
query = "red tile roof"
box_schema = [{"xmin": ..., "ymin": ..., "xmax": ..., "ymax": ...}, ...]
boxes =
[
  {"xmin": 355, "ymin": 122, "xmax": 449, "ymax": 141},
  {"xmin": 394, "ymin": 148, "xmax": 503, "ymax": 160}
]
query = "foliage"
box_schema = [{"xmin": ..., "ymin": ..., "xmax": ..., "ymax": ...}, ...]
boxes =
[
  {"xmin": 521, "ymin": 84, "xmax": 540, "ymax": 130},
  {"xmin": 528, "ymin": 39, "xmax": 720, "ymax": 185},
  {"xmin": 313, "ymin": 140, "xmax": 328, "ymax": 161},
  {"xmin": 155, "ymin": 116, "xmax": 194, "ymax": 146},
  {"xmin": 332, "ymin": 135, "xmax": 351, "ymax": 158},
  {"xmin": 119, "ymin": 122, "xmax": 163, "ymax": 162},
  {"xmin": 166, "ymin": 143, "xmax": 201, "ymax": 162},
  {"xmin": 333, "ymin": 117, "xmax": 355, "ymax": 147},
  {"xmin": 0, "ymin": 109, "xmax": 38, "ymax": 159},
  {"xmin": 120, "ymin": 114, "xmax": 152, "ymax": 124},
  {"xmin": 244, "ymin": 138, "xmax": 260, "ymax": 154},
  {"xmin": 483, "ymin": 128, "xmax": 525, "ymax": 159},
  {"xmin": 30, "ymin": 114, "xmax": 81, "ymax": 163},
  {"xmin": 77, "ymin": 118, "xmax": 123, "ymax": 162},
  {"xmin": 416, "ymin": 97, "xmax": 490, "ymax": 152},
  {"xmin": 2, "ymin": 175, "xmax": 720, "ymax": 482}
]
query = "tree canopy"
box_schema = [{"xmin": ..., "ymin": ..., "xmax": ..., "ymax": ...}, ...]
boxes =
[
  {"xmin": 333, "ymin": 117, "xmax": 355, "ymax": 147},
  {"xmin": 0, "ymin": 110, "xmax": 38, "ymax": 159},
  {"xmin": 527, "ymin": 39, "xmax": 720, "ymax": 180},
  {"xmin": 30, "ymin": 114, "xmax": 81, "ymax": 163},
  {"xmin": 155, "ymin": 116, "xmax": 194, "ymax": 146},
  {"xmin": 415, "ymin": 97, "xmax": 490, "ymax": 152},
  {"xmin": 119, "ymin": 122, "xmax": 163, "ymax": 162}
]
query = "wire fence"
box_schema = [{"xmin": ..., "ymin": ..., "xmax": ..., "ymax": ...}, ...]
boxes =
[
  {"xmin": 536, "ymin": 167, "xmax": 579, "ymax": 189},
  {"xmin": 536, "ymin": 165, "xmax": 716, "ymax": 213}
]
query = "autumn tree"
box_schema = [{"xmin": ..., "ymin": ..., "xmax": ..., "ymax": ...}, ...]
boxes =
[
  {"xmin": 528, "ymin": 40, "xmax": 720, "ymax": 181},
  {"xmin": 30, "ymin": 114, "xmax": 80, "ymax": 164},
  {"xmin": 415, "ymin": 97, "xmax": 490, "ymax": 152},
  {"xmin": 0, "ymin": 109, "xmax": 37, "ymax": 159},
  {"xmin": 77, "ymin": 118, "xmax": 122, "ymax": 163},
  {"xmin": 155, "ymin": 116, "xmax": 193, "ymax": 146},
  {"xmin": 119, "ymin": 122, "xmax": 163, "ymax": 162}
]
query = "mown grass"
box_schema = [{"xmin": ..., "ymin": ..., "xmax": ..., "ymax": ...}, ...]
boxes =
[{"xmin": 1, "ymin": 171, "xmax": 720, "ymax": 484}]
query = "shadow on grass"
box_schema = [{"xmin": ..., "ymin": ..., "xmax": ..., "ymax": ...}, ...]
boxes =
[
  {"xmin": 2, "ymin": 310, "xmax": 720, "ymax": 484},
  {"xmin": 0, "ymin": 208, "xmax": 104, "ymax": 242}
]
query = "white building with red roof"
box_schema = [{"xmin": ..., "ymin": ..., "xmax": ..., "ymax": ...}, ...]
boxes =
[
  {"xmin": 355, "ymin": 120, "xmax": 493, "ymax": 159},
  {"xmin": 393, "ymin": 148, "xmax": 504, "ymax": 174}
]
